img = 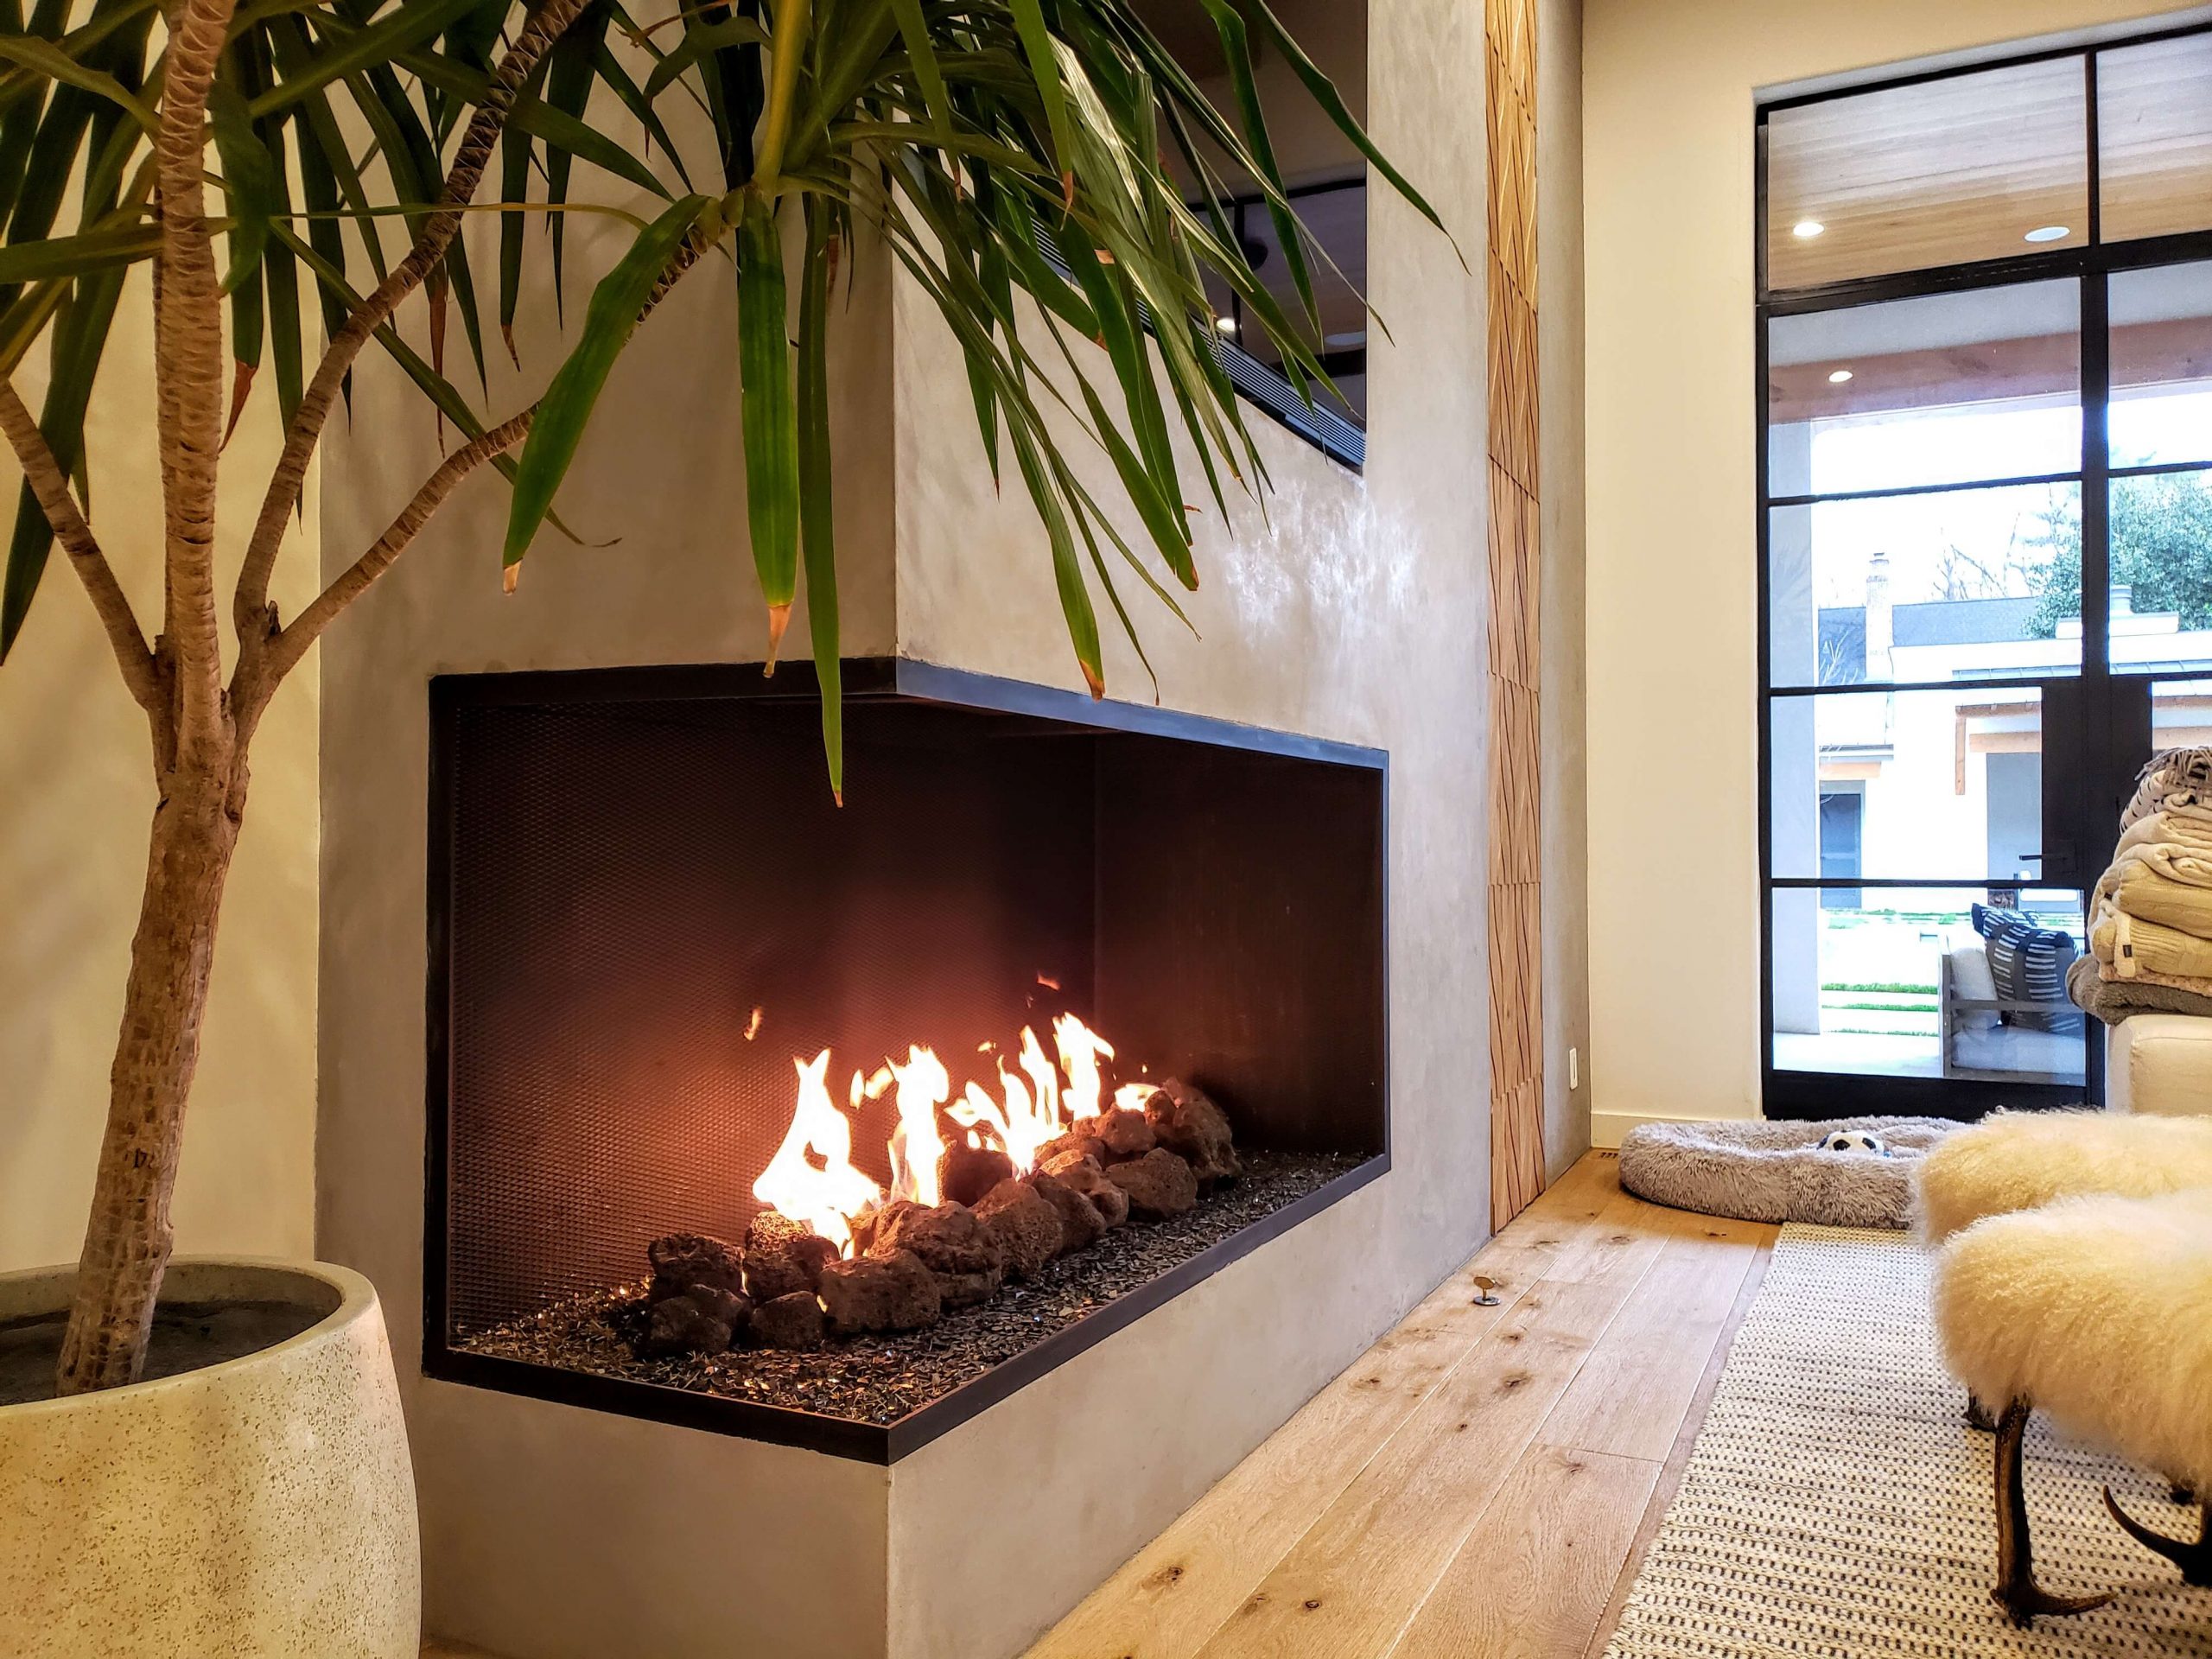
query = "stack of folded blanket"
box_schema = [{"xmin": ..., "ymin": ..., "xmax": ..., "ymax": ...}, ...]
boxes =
[{"xmin": 2077, "ymin": 746, "xmax": 2212, "ymax": 1025}]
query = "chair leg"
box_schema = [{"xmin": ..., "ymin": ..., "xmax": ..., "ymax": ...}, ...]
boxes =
[
  {"xmin": 1993, "ymin": 1398, "xmax": 2117, "ymax": 1626},
  {"xmin": 2105, "ymin": 1491, "xmax": 2212, "ymax": 1587}
]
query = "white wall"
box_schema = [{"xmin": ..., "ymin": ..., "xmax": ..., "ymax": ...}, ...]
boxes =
[{"xmin": 1581, "ymin": 0, "xmax": 2197, "ymax": 1132}]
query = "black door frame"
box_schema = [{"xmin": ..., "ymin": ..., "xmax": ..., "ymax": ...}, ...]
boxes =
[{"xmin": 1755, "ymin": 25, "xmax": 2212, "ymax": 1120}]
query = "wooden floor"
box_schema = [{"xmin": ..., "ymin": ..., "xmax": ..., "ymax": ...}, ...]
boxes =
[
  {"xmin": 425, "ymin": 1154, "xmax": 1773, "ymax": 1659},
  {"xmin": 1025, "ymin": 1151, "xmax": 1776, "ymax": 1659}
]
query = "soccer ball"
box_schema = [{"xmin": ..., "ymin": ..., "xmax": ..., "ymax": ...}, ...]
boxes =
[{"xmin": 1819, "ymin": 1129, "xmax": 1889, "ymax": 1156}]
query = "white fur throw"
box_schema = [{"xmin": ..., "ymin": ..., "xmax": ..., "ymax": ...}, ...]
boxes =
[
  {"xmin": 1915, "ymin": 1109, "xmax": 2212, "ymax": 1243},
  {"xmin": 1617, "ymin": 1116, "xmax": 1957, "ymax": 1229},
  {"xmin": 1933, "ymin": 1186, "xmax": 2212, "ymax": 1493}
]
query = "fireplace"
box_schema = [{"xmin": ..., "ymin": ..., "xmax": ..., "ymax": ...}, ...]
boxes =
[{"xmin": 423, "ymin": 659, "xmax": 1389, "ymax": 1462}]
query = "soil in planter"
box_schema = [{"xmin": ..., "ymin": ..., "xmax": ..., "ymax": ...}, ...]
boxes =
[
  {"xmin": 458, "ymin": 1149, "xmax": 1363, "ymax": 1426},
  {"xmin": 0, "ymin": 1300, "xmax": 323, "ymax": 1406}
]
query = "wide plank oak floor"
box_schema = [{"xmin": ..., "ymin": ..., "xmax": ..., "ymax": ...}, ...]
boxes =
[{"xmin": 1026, "ymin": 1152, "xmax": 1774, "ymax": 1659}]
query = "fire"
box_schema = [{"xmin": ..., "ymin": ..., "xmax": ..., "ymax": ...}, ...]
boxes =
[
  {"xmin": 753, "ymin": 1014, "xmax": 1139, "ymax": 1249},
  {"xmin": 753, "ymin": 1051, "xmax": 886, "ymax": 1253},
  {"xmin": 1054, "ymin": 1013, "xmax": 1114, "ymax": 1123}
]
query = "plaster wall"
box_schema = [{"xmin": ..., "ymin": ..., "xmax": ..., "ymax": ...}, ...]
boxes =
[
  {"xmin": 1580, "ymin": 0, "xmax": 2199, "ymax": 1132},
  {"xmin": 315, "ymin": 147, "xmax": 898, "ymax": 1656},
  {"xmin": 0, "ymin": 265, "xmax": 321, "ymax": 1271},
  {"xmin": 317, "ymin": 0, "xmax": 1490, "ymax": 1649},
  {"xmin": 883, "ymin": 0, "xmax": 1490, "ymax": 1643}
]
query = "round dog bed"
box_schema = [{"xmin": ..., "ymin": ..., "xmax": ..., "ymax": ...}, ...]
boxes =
[{"xmin": 1617, "ymin": 1116, "xmax": 1959, "ymax": 1229}]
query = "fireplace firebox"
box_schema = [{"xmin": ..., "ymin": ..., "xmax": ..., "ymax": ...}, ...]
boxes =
[{"xmin": 425, "ymin": 659, "xmax": 1388, "ymax": 1462}]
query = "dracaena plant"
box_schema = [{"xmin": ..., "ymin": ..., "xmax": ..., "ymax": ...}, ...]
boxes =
[{"xmin": 0, "ymin": 0, "xmax": 1449, "ymax": 1395}]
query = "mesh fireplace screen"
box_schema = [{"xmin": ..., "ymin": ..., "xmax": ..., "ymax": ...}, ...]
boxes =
[{"xmin": 430, "ymin": 667, "xmax": 1387, "ymax": 1341}]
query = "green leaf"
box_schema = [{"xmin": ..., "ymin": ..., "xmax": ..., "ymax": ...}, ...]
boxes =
[
  {"xmin": 1006, "ymin": 0, "xmax": 1073, "ymax": 195},
  {"xmin": 0, "ymin": 35, "xmax": 151, "ymax": 133},
  {"xmin": 1247, "ymin": 0, "xmax": 1459, "ymax": 254},
  {"xmin": 886, "ymin": 0, "xmax": 949, "ymax": 139},
  {"xmin": 737, "ymin": 189, "xmax": 798, "ymax": 664},
  {"xmin": 542, "ymin": 0, "xmax": 612, "ymax": 314},
  {"xmin": 640, "ymin": 13, "xmax": 767, "ymax": 103},
  {"xmin": 1008, "ymin": 415, "xmax": 1102, "ymax": 697},
  {"xmin": 1198, "ymin": 0, "xmax": 1313, "ymax": 332},
  {"xmin": 245, "ymin": 0, "xmax": 483, "ymax": 118},
  {"xmin": 1, "ymin": 261, "xmax": 122, "ymax": 657},
  {"xmin": 209, "ymin": 77, "xmax": 278, "ymax": 293},
  {"xmin": 0, "ymin": 221, "xmax": 155, "ymax": 283},
  {"xmin": 500, "ymin": 194, "xmax": 711, "ymax": 575},
  {"xmin": 798, "ymin": 199, "xmax": 840, "ymax": 800}
]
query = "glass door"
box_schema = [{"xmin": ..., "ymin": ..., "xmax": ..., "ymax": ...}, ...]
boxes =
[{"xmin": 1757, "ymin": 29, "xmax": 2212, "ymax": 1117}]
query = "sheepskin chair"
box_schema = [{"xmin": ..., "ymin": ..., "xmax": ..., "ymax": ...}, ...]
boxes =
[
  {"xmin": 1933, "ymin": 1187, "xmax": 2212, "ymax": 1625},
  {"xmin": 1915, "ymin": 1109, "xmax": 2212, "ymax": 1243}
]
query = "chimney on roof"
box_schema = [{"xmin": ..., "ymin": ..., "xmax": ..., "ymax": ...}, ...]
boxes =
[
  {"xmin": 1865, "ymin": 552, "xmax": 1892, "ymax": 680},
  {"xmin": 2113, "ymin": 585, "xmax": 2134, "ymax": 617}
]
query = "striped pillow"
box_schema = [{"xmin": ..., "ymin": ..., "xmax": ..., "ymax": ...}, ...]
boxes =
[{"xmin": 1983, "ymin": 918, "xmax": 2082, "ymax": 1035}]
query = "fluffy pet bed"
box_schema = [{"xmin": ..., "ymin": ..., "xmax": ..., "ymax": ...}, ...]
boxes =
[{"xmin": 1618, "ymin": 1115, "xmax": 1959, "ymax": 1229}]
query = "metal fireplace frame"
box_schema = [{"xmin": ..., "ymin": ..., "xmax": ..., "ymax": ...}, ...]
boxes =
[{"xmin": 421, "ymin": 657, "xmax": 1390, "ymax": 1464}]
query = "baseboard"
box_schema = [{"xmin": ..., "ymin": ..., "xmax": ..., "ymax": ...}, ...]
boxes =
[{"xmin": 1591, "ymin": 1109, "xmax": 1747, "ymax": 1150}]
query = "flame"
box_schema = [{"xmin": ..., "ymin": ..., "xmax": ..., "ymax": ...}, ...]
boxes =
[
  {"xmin": 749, "ymin": 1012, "xmax": 1147, "ymax": 1248},
  {"xmin": 1114, "ymin": 1082, "xmax": 1158, "ymax": 1114},
  {"xmin": 886, "ymin": 1045, "xmax": 950, "ymax": 1205},
  {"xmin": 753, "ymin": 1051, "xmax": 885, "ymax": 1254},
  {"xmin": 1018, "ymin": 1026, "xmax": 1061, "ymax": 1128},
  {"xmin": 1055, "ymin": 1013, "xmax": 1115, "ymax": 1123}
]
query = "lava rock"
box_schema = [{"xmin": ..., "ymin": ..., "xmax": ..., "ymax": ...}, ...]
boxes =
[
  {"xmin": 1145, "ymin": 1078, "xmax": 1241, "ymax": 1186},
  {"xmin": 868, "ymin": 1201, "xmax": 1007, "ymax": 1307},
  {"xmin": 1037, "ymin": 1129, "xmax": 1109, "ymax": 1170},
  {"xmin": 741, "ymin": 1220, "xmax": 837, "ymax": 1304},
  {"xmin": 938, "ymin": 1139, "xmax": 1017, "ymax": 1208},
  {"xmin": 974, "ymin": 1179, "xmax": 1062, "ymax": 1280},
  {"xmin": 750, "ymin": 1289, "xmax": 828, "ymax": 1351},
  {"xmin": 640, "ymin": 1281, "xmax": 750, "ymax": 1356},
  {"xmin": 646, "ymin": 1231, "xmax": 747, "ymax": 1299},
  {"xmin": 1087, "ymin": 1105, "xmax": 1157, "ymax": 1161},
  {"xmin": 1049, "ymin": 1155, "xmax": 1131, "ymax": 1228},
  {"xmin": 1106, "ymin": 1148, "xmax": 1199, "ymax": 1220},
  {"xmin": 818, "ymin": 1249, "xmax": 941, "ymax": 1335},
  {"xmin": 1027, "ymin": 1169, "xmax": 1108, "ymax": 1255}
]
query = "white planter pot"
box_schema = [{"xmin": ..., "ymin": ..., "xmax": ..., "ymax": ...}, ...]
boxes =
[{"xmin": 0, "ymin": 1258, "xmax": 420, "ymax": 1657}]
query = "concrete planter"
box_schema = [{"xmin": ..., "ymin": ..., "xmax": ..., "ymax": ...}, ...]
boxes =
[{"xmin": 0, "ymin": 1258, "xmax": 419, "ymax": 1657}]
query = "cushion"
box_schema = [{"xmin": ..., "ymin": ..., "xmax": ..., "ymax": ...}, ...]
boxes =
[
  {"xmin": 1618, "ymin": 1116, "xmax": 1959, "ymax": 1229},
  {"xmin": 1947, "ymin": 940, "xmax": 2001, "ymax": 1033},
  {"xmin": 1983, "ymin": 916, "xmax": 2082, "ymax": 1035},
  {"xmin": 2107, "ymin": 1014, "xmax": 2212, "ymax": 1117}
]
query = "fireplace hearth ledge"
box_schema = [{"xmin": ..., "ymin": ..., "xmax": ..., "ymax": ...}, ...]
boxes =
[{"xmin": 415, "ymin": 1163, "xmax": 1402, "ymax": 1659}]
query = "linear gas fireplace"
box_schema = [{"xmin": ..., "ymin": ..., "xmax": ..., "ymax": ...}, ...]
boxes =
[{"xmin": 424, "ymin": 659, "xmax": 1388, "ymax": 1462}]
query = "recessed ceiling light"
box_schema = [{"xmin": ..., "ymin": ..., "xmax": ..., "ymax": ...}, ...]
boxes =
[
  {"xmin": 1214, "ymin": 315, "xmax": 1238, "ymax": 334},
  {"xmin": 2024, "ymin": 225, "xmax": 2070, "ymax": 243},
  {"xmin": 1324, "ymin": 330, "xmax": 1367, "ymax": 349},
  {"xmin": 1828, "ymin": 368, "xmax": 1854, "ymax": 385},
  {"xmin": 1791, "ymin": 219, "xmax": 1825, "ymax": 239}
]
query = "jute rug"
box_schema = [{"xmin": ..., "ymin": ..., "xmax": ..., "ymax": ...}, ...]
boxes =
[{"xmin": 1603, "ymin": 1224, "xmax": 2212, "ymax": 1658}]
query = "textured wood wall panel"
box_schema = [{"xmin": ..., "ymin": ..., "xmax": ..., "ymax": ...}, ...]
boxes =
[{"xmin": 1486, "ymin": 0, "xmax": 1545, "ymax": 1231}]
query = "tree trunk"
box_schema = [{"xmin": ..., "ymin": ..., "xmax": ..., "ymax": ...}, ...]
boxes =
[{"xmin": 54, "ymin": 749, "xmax": 245, "ymax": 1395}]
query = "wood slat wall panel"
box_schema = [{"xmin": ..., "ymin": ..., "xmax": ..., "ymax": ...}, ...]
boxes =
[{"xmin": 1487, "ymin": 0, "xmax": 1545, "ymax": 1233}]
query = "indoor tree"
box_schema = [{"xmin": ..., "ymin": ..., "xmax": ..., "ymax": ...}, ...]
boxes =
[{"xmin": 0, "ymin": 0, "xmax": 1449, "ymax": 1395}]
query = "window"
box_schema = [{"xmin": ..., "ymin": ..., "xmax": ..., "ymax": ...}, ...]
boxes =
[
  {"xmin": 1757, "ymin": 24, "xmax": 2212, "ymax": 1116},
  {"xmin": 1129, "ymin": 0, "xmax": 1369, "ymax": 468}
]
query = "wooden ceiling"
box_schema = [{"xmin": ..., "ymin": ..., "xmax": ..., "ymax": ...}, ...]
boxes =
[{"xmin": 1766, "ymin": 35, "xmax": 2212, "ymax": 292}]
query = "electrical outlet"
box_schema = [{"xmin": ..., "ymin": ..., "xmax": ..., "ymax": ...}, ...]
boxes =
[{"xmin": 1568, "ymin": 1046, "xmax": 1580, "ymax": 1090}]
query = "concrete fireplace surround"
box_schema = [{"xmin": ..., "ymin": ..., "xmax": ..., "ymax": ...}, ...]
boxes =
[{"xmin": 311, "ymin": 3, "xmax": 1566, "ymax": 1654}]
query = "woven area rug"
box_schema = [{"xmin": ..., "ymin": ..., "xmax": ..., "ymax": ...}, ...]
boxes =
[{"xmin": 1604, "ymin": 1224, "xmax": 2212, "ymax": 1658}]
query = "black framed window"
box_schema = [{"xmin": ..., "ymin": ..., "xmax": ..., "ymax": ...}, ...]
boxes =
[{"xmin": 1757, "ymin": 22, "xmax": 2212, "ymax": 1119}]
